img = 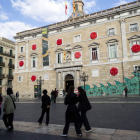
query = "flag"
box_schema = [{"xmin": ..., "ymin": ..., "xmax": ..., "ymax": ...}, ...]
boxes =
[
  {"xmin": 73, "ymin": 0, "xmax": 76, "ymax": 12},
  {"xmin": 63, "ymin": 51, "xmax": 65, "ymax": 61},
  {"xmin": 65, "ymin": 1, "xmax": 67, "ymax": 15}
]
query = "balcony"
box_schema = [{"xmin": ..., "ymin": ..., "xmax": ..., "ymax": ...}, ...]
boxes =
[
  {"xmin": 54, "ymin": 61, "xmax": 83, "ymax": 69},
  {"xmin": 0, "ymin": 62, "xmax": 5, "ymax": 67},
  {"xmin": 0, "ymin": 74, "xmax": 5, "ymax": 79},
  {"xmin": 7, "ymin": 74, "xmax": 14, "ymax": 79},
  {"xmin": 0, "ymin": 51, "xmax": 15, "ymax": 58},
  {"xmin": 8, "ymin": 63, "xmax": 15, "ymax": 69}
]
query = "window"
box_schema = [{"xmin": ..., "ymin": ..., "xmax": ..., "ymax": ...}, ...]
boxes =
[
  {"xmin": 0, "ymin": 80, "xmax": 2, "ymax": 85},
  {"xmin": 132, "ymin": 40, "xmax": 140, "ymax": 46},
  {"xmin": 130, "ymin": 23, "xmax": 138, "ymax": 32},
  {"xmin": 75, "ymin": 4, "xmax": 78, "ymax": 12},
  {"xmin": 8, "ymin": 80, "xmax": 12, "ymax": 86},
  {"xmin": 10, "ymin": 50, "xmax": 13, "ymax": 56},
  {"xmin": 134, "ymin": 65, "xmax": 140, "ymax": 71},
  {"xmin": 33, "ymin": 57, "xmax": 36, "ymax": 68},
  {"xmin": 0, "ymin": 67, "xmax": 2, "ymax": 75},
  {"xmin": 0, "ymin": 57, "xmax": 3, "ymax": 62},
  {"xmin": 109, "ymin": 44, "xmax": 117, "ymax": 58},
  {"xmin": 18, "ymin": 76, "xmax": 22, "ymax": 82},
  {"xmin": 0, "ymin": 47, "xmax": 3, "ymax": 53},
  {"xmin": 108, "ymin": 28, "xmax": 115, "ymax": 36},
  {"xmin": 58, "ymin": 53, "xmax": 62, "ymax": 64},
  {"xmin": 92, "ymin": 48, "xmax": 98, "ymax": 60},
  {"xmin": 9, "ymin": 69, "xmax": 12, "ymax": 76},
  {"xmin": 21, "ymin": 47, "xmax": 23, "ymax": 52},
  {"xmin": 74, "ymin": 35, "xmax": 81, "ymax": 42},
  {"xmin": 9, "ymin": 59, "xmax": 12, "ymax": 64}
]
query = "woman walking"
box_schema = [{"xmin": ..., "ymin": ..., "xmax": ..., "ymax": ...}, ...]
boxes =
[
  {"xmin": 61, "ymin": 86, "xmax": 82, "ymax": 137},
  {"xmin": 77, "ymin": 87, "xmax": 92, "ymax": 132},
  {"xmin": 3, "ymin": 88, "xmax": 16, "ymax": 131}
]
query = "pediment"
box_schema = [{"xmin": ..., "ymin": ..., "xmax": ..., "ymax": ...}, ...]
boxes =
[
  {"xmin": 72, "ymin": 45, "xmax": 82, "ymax": 50},
  {"xmin": 55, "ymin": 48, "xmax": 64, "ymax": 52},
  {"xmin": 106, "ymin": 39, "xmax": 118, "ymax": 44},
  {"xmin": 30, "ymin": 53, "xmax": 38, "ymax": 56},
  {"xmin": 18, "ymin": 55, "xmax": 25, "ymax": 58},
  {"xmin": 128, "ymin": 35, "xmax": 140, "ymax": 40},
  {"xmin": 88, "ymin": 42, "xmax": 100, "ymax": 47}
]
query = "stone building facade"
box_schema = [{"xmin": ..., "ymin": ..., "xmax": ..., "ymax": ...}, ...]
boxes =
[
  {"xmin": 0, "ymin": 37, "xmax": 15, "ymax": 95},
  {"xmin": 13, "ymin": 0, "xmax": 140, "ymax": 98}
]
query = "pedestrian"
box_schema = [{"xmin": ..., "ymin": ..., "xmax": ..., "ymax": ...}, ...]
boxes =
[
  {"xmin": 16, "ymin": 91, "xmax": 19, "ymax": 101},
  {"xmin": 3, "ymin": 88, "xmax": 16, "ymax": 131},
  {"xmin": 77, "ymin": 87, "xmax": 92, "ymax": 132},
  {"xmin": 0, "ymin": 93, "xmax": 3, "ymax": 131},
  {"xmin": 63, "ymin": 89, "xmax": 65, "ymax": 97},
  {"xmin": 54, "ymin": 88, "xmax": 58, "ymax": 103},
  {"xmin": 51, "ymin": 90, "xmax": 55, "ymax": 103},
  {"xmin": 60, "ymin": 86, "xmax": 82, "ymax": 137},
  {"xmin": 38, "ymin": 89, "xmax": 51, "ymax": 126},
  {"xmin": 124, "ymin": 86, "xmax": 128, "ymax": 97}
]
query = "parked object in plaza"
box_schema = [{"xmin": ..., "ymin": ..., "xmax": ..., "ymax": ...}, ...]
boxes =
[
  {"xmin": 16, "ymin": 91, "xmax": 19, "ymax": 101},
  {"xmin": 61, "ymin": 86, "xmax": 82, "ymax": 137},
  {"xmin": 3, "ymin": 88, "xmax": 16, "ymax": 131},
  {"xmin": 77, "ymin": 87, "xmax": 92, "ymax": 132},
  {"xmin": 124, "ymin": 87, "xmax": 128, "ymax": 97},
  {"xmin": 38, "ymin": 89, "xmax": 51, "ymax": 125}
]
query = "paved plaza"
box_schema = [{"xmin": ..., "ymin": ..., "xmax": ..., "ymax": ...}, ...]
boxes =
[{"xmin": 0, "ymin": 96, "xmax": 140, "ymax": 140}]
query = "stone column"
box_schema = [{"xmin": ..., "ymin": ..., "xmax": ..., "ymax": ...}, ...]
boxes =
[
  {"xmin": 56, "ymin": 72, "xmax": 58, "ymax": 89},
  {"xmin": 79, "ymin": 70, "xmax": 82, "ymax": 86},
  {"xmin": 26, "ymin": 40, "xmax": 29, "ymax": 71},
  {"xmin": 74, "ymin": 70, "xmax": 77, "ymax": 89},
  {"xmin": 120, "ymin": 19, "xmax": 128, "ymax": 59},
  {"xmin": 15, "ymin": 42, "xmax": 18, "ymax": 72},
  {"xmin": 61, "ymin": 72, "xmax": 63, "ymax": 89}
]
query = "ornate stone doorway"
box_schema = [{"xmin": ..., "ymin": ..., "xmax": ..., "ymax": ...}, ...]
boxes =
[{"xmin": 65, "ymin": 74, "xmax": 74, "ymax": 92}]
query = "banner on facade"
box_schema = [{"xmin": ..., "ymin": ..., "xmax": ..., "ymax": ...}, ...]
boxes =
[{"xmin": 42, "ymin": 26, "xmax": 49, "ymax": 66}]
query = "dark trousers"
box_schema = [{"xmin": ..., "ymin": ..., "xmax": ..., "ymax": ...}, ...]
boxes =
[
  {"xmin": 54, "ymin": 97, "xmax": 56, "ymax": 103},
  {"xmin": 38, "ymin": 108, "xmax": 50, "ymax": 124},
  {"xmin": 80, "ymin": 111, "xmax": 91, "ymax": 131},
  {"xmin": 0, "ymin": 108, "xmax": 1, "ymax": 116},
  {"xmin": 3, "ymin": 113, "xmax": 14, "ymax": 129},
  {"xmin": 63, "ymin": 122, "xmax": 81, "ymax": 134}
]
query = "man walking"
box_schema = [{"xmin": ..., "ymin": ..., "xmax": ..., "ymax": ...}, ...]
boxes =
[
  {"xmin": 38, "ymin": 89, "xmax": 51, "ymax": 125},
  {"xmin": 16, "ymin": 91, "xmax": 19, "ymax": 101}
]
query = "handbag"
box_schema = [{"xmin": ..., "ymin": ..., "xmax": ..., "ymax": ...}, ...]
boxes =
[
  {"xmin": 85, "ymin": 97, "xmax": 92, "ymax": 111},
  {"xmin": 9, "ymin": 95, "xmax": 16, "ymax": 110}
]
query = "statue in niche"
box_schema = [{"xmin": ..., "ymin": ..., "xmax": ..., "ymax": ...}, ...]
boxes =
[{"xmin": 66, "ymin": 51, "xmax": 71, "ymax": 62}]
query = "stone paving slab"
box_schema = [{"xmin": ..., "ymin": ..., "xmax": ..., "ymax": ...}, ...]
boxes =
[{"xmin": 0, "ymin": 120, "xmax": 140, "ymax": 140}]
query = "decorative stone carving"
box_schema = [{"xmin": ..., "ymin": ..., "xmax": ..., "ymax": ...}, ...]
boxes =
[{"xmin": 66, "ymin": 51, "xmax": 71, "ymax": 61}]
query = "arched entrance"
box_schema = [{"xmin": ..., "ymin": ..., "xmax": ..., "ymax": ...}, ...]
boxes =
[{"xmin": 65, "ymin": 74, "xmax": 74, "ymax": 92}]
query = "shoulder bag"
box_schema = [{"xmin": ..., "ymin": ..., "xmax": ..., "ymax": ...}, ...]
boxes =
[{"xmin": 9, "ymin": 95, "xmax": 16, "ymax": 110}]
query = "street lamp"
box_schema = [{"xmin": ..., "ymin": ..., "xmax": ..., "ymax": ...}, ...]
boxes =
[
  {"xmin": 80, "ymin": 71, "xmax": 89, "ymax": 90},
  {"xmin": 36, "ymin": 76, "xmax": 44, "ymax": 98},
  {"xmin": 134, "ymin": 67, "xmax": 140, "ymax": 95}
]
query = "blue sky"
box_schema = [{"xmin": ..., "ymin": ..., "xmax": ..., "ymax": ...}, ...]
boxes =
[{"xmin": 0, "ymin": 0, "xmax": 135, "ymax": 40}]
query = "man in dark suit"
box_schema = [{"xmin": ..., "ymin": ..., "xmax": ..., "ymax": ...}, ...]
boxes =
[{"xmin": 38, "ymin": 89, "xmax": 51, "ymax": 125}]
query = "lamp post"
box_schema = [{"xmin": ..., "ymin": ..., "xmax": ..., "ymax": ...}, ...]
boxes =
[
  {"xmin": 80, "ymin": 71, "xmax": 89, "ymax": 90},
  {"xmin": 134, "ymin": 67, "xmax": 140, "ymax": 95},
  {"xmin": 36, "ymin": 76, "xmax": 44, "ymax": 98}
]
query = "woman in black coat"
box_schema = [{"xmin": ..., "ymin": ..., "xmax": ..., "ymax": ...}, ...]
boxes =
[
  {"xmin": 61, "ymin": 86, "xmax": 82, "ymax": 137},
  {"xmin": 77, "ymin": 87, "xmax": 92, "ymax": 132}
]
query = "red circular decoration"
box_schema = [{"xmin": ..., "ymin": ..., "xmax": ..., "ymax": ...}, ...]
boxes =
[
  {"xmin": 57, "ymin": 39, "xmax": 62, "ymax": 45},
  {"xmin": 110, "ymin": 67, "xmax": 118, "ymax": 76},
  {"xmin": 90, "ymin": 32, "xmax": 97, "ymax": 39},
  {"xmin": 75, "ymin": 52, "xmax": 81, "ymax": 59},
  {"xmin": 131, "ymin": 44, "xmax": 140, "ymax": 53},
  {"xmin": 19, "ymin": 61, "xmax": 24, "ymax": 67},
  {"xmin": 32, "ymin": 44, "xmax": 36, "ymax": 50},
  {"xmin": 31, "ymin": 75, "xmax": 36, "ymax": 82}
]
